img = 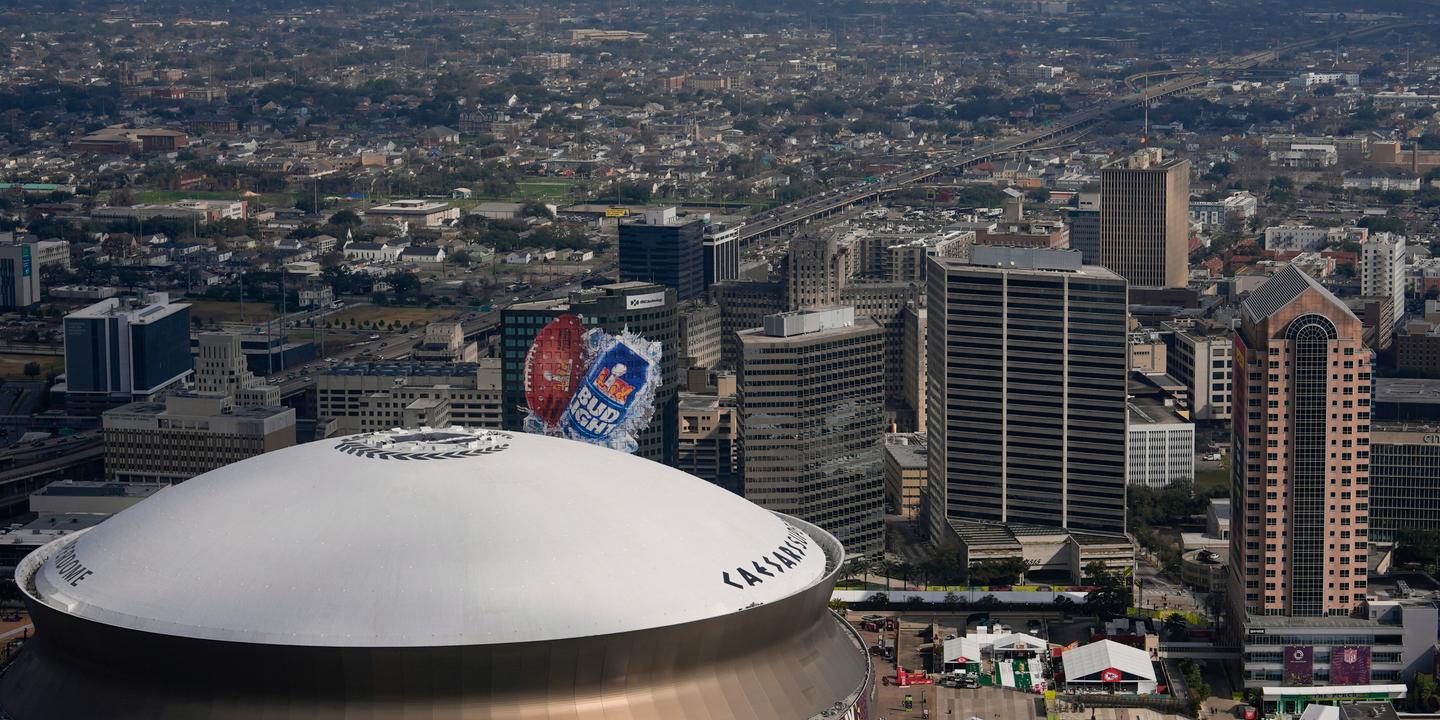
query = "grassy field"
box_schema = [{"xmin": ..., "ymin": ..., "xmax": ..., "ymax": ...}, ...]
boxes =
[
  {"xmin": 322, "ymin": 305, "xmax": 461, "ymax": 329},
  {"xmin": 0, "ymin": 354, "xmax": 64, "ymax": 381},
  {"xmin": 1195, "ymin": 455, "xmax": 1231, "ymax": 495},
  {"xmin": 187, "ymin": 300, "xmax": 278, "ymax": 324},
  {"xmin": 514, "ymin": 179, "xmax": 578, "ymax": 200}
]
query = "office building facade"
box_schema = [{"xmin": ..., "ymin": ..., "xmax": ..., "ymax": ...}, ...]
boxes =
[
  {"xmin": 926, "ymin": 247, "xmax": 1129, "ymax": 546},
  {"xmin": 677, "ymin": 301, "xmax": 722, "ymax": 373},
  {"xmin": 192, "ymin": 333, "xmax": 281, "ymax": 408},
  {"xmin": 1361, "ymin": 233, "xmax": 1407, "ymax": 326},
  {"xmin": 0, "ymin": 241, "xmax": 41, "ymax": 308},
  {"xmin": 902, "ymin": 304, "xmax": 927, "ymax": 433},
  {"xmin": 1100, "ymin": 148, "xmax": 1191, "ymax": 289},
  {"xmin": 703, "ymin": 222, "xmax": 740, "ymax": 288},
  {"xmin": 787, "ymin": 234, "xmax": 844, "ymax": 310},
  {"xmin": 676, "ymin": 374, "xmax": 740, "ymax": 495},
  {"xmin": 63, "ymin": 294, "xmax": 192, "ymax": 413},
  {"xmin": 1163, "ymin": 320, "xmax": 1235, "ymax": 423},
  {"xmin": 739, "ymin": 307, "xmax": 885, "ymax": 555},
  {"xmin": 102, "ymin": 393, "xmax": 295, "ymax": 483},
  {"xmin": 1367, "ymin": 425, "xmax": 1440, "ymax": 543},
  {"xmin": 618, "ymin": 207, "xmax": 705, "ymax": 302},
  {"xmin": 711, "ymin": 279, "xmax": 786, "ymax": 369},
  {"xmin": 1068, "ymin": 207, "xmax": 1102, "ymax": 266},
  {"xmin": 318, "ymin": 360, "xmax": 503, "ymax": 435},
  {"xmin": 501, "ymin": 282, "xmax": 679, "ymax": 464},
  {"xmin": 1228, "ymin": 265, "xmax": 1371, "ymax": 620},
  {"xmin": 884, "ymin": 433, "xmax": 928, "ymax": 520},
  {"xmin": 1127, "ymin": 399, "xmax": 1196, "ymax": 488},
  {"xmin": 842, "ymin": 281, "xmax": 923, "ymax": 418}
]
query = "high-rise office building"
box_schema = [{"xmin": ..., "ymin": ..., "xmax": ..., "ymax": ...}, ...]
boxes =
[
  {"xmin": 501, "ymin": 282, "xmax": 679, "ymax": 464},
  {"xmin": 677, "ymin": 301, "xmax": 722, "ymax": 373},
  {"xmin": 711, "ymin": 279, "xmax": 786, "ymax": 369},
  {"xmin": 739, "ymin": 307, "xmax": 885, "ymax": 554},
  {"xmin": 193, "ymin": 333, "xmax": 281, "ymax": 408},
  {"xmin": 618, "ymin": 207, "xmax": 705, "ymax": 302},
  {"xmin": 842, "ymin": 281, "xmax": 923, "ymax": 420},
  {"xmin": 1361, "ymin": 232, "xmax": 1407, "ymax": 326},
  {"xmin": 63, "ymin": 293, "xmax": 192, "ymax": 414},
  {"xmin": 703, "ymin": 222, "xmax": 741, "ymax": 288},
  {"xmin": 0, "ymin": 240, "xmax": 41, "ymax": 309},
  {"xmin": 926, "ymin": 246, "xmax": 1129, "ymax": 546},
  {"xmin": 787, "ymin": 234, "xmax": 843, "ymax": 310},
  {"xmin": 1223, "ymin": 267, "xmax": 1430, "ymax": 699},
  {"xmin": 1229, "ymin": 265, "xmax": 1371, "ymax": 619},
  {"xmin": 1067, "ymin": 192, "xmax": 1102, "ymax": 265},
  {"xmin": 1100, "ymin": 148, "xmax": 1191, "ymax": 289}
]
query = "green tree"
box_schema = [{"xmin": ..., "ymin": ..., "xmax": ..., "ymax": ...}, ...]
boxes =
[
  {"xmin": 1359, "ymin": 215, "xmax": 1406, "ymax": 234},
  {"xmin": 521, "ymin": 200, "xmax": 554, "ymax": 219},
  {"xmin": 1179, "ymin": 659, "xmax": 1211, "ymax": 714},
  {"xmin": 22, "ymin": 361, "xmax": 41, "ymax": 379},
  {"xmin": 295, "ymin": 193, "xmax": 321, "ymax": 215},
  {"xmin": 328, "ymin": 209, "xmax": 363, "ymax": 227},
  {"xmin": 1163, "ymin": 613, "xmax": 1188, "ymax": 641},
  {"xmin": 1084, "ymin": 562, "xmax": 1131, "ymax": 617},
  {"xmin": 1409, "ymin": 673, "xmax": 1440, "ymax": 712}
]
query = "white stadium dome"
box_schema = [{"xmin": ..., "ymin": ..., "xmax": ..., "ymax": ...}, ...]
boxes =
[
  {"xmin": 33, "ymin": 427, "xmax": 829, "ymax": 646},
  {"xmin": 5, "ymin": 427, "xmax": 871, "ymax": 720}
]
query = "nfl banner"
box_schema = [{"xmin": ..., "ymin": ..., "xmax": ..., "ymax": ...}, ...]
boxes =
[{"xmin": 1329, "ymin": 646, "xmax": 1371, "ymax": 686}]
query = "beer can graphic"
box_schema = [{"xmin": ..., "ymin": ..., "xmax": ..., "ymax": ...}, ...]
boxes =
[{"xmin": 559, "ymin": 330, "xmax": 660, "ymax": 452}]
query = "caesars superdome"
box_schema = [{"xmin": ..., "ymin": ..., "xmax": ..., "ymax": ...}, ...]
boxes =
[{"xmin": 1, "ymin": 428, "xmax": 872, "ymax": 720}]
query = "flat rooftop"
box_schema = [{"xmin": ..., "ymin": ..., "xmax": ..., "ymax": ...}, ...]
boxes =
[
  {"xmin": 0, "ymin": 513, "xmax": 109, "ymax": 550},
  {"xmin": 1128, "ymin": 397, "xmax": 1189, "ymax": 426},
  {"xmin": 33, "ymin": 480, "xmax": 166, "ymax": 500},
  {"xmin": 883, "ymin": 434, "xmax": 927, "ymax": 469},
  {"xmin": 1374, "ymin": 378, "xmax": 1440, "ymax": 403},
  {"xmin": 369, "ymin": 200, "xmax": 452, "ymax": 213},
  {"xmin": 105, "ymin": 401, "xmax": 290, "ymax": 420}
]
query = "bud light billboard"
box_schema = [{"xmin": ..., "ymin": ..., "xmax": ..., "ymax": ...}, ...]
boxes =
[{"xmin": 522, "ymin": 314, "xmax": 661, "ymax": 454}]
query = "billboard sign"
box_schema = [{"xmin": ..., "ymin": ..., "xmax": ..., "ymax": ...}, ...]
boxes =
[
  {"xmin": 605, "ymin": 206, "xmax": 629, "ymax": 218},
  {"xmin": 1329, "ymin": 645, "xmax": 1371, "ymax": 686},
  {"xmin": 521, "ymin": 315, "xmax": 661, "ymax": 454},
  {"xmin": 1100, "ymin": 668, "xmax": 1122, "ymax": 683},
  {"xmin": 20, "ymin": 244, "xmax": 31, "ymax": 277},
  {"xmin": 625, "ymin": 291, "xmax": 666, "ymax": 310},
  {"xmin": 1283, "ymin": 646, "xmax": 1313, "ymax": 686}
]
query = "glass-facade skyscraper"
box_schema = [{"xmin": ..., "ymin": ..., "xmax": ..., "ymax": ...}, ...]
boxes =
[{"xmin": 618, "ymin": 208, "xmax": 705, "ymax": 302}]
